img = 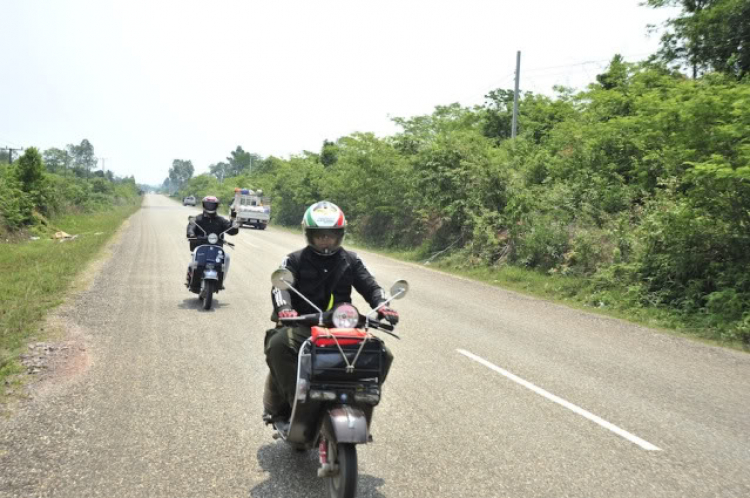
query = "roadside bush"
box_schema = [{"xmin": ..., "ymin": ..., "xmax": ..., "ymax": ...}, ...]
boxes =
[
  {"xmin": 2, "ymin": 153, "xmax": 141, "ymax": 234},
  {"xmin": 0, "ymin": 169, "xmax": 34, "ymax": 229},
  {"xmin": 511, "ymin": 213, "xmax": 569, "ymax": 270},
  {"xmin": 622, "ymin": 178, "xmax": 750, "ymax": 324},
  {"xmin": 15, "ymin": 148, "xmax": 46, "ymax": 197}
]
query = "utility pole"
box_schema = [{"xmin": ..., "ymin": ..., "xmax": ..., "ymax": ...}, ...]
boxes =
[
  {"xmin": 1, "ymin": 147, "xmax": 23, "ymax": 163},
  {"xmin": 512, "ymin": 50, "xmax": 521, "ymax": 139}
]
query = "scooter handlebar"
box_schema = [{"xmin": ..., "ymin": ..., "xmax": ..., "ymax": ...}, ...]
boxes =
[{"xmin": 278, "ymin": 311, "xmax": 396, "ymax": 332}]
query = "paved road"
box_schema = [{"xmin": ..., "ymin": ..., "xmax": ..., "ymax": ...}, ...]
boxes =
[{"xmin": 2, "ymin": 194, "xmax": 749, "ymax": 497}]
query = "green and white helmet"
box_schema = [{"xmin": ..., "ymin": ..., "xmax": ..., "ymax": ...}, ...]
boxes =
[{"xmin": 302, "ymin": 201, "xmax": 347, "ymax": 256}]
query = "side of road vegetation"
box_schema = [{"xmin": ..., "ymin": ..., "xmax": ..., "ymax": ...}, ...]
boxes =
[
  {"xmin": 162, "ymin": 2, "xmax": 750, "ymax": 350},
  {"xmin": 203, "ymin": 61, "xmax": 750, "ymax": 351},
  {"xmin": 1, "ymin": 145, "xmax": 143, "ymax": 393}
]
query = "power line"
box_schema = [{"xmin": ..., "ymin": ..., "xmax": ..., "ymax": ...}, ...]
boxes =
[
  {"xmin": 396, "ymin": 52, "xmax": 654, "ymax": 119},
  {"xmin": 454, "ymin": 53, "xmax": 648, "ymax": 108},
  {"xmin": 1, "ymin": 147, "xmax": 24, "ymax": 163},
  {"xmin": 520, "ymin": 53, "xmax": 651, "ymax": 74}
]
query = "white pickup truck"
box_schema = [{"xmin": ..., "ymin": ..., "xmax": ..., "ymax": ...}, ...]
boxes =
[{"xmin": 229, "ymin": 188, "xmax": 271, "ymax": 230}]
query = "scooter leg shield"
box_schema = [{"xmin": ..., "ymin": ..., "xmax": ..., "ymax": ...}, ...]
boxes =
[{"xmin": 222, "ymin": 251, "xmax": 231, "ymax": 284}]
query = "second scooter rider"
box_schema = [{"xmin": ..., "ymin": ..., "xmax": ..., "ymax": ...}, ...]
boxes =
[{"xmin": 185, "ymin": 195, "xmax": 239, "ymax": 290}]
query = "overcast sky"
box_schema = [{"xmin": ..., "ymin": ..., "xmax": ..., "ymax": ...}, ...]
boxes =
[{"xmin": 1, "ymin": 0, "xmax": 678, "ymax": 185}]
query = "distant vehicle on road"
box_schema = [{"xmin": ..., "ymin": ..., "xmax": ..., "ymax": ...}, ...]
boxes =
[
  {"xmin": 183, "ymin": 196, "xmax": 196, "ymax": 206},
  {"xmin": 229, "ymin": 188, "xmax": 271, "ymax": 229}
]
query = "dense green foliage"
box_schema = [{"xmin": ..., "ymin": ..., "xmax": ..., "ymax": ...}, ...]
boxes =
[
  {"xmin": 647, "ymin": 0, "xmax": 750, "ymax": 79},
  {"xmin": 0, "ymin": 142, "xmax": 142, "ymax": 236},
  {"xmin": 174, "ymin": 58, "xmax": 748, "ymax": 344},
  {"xmin": 163, "ymin": 2, "xmax": 750, "ymax": 344}
]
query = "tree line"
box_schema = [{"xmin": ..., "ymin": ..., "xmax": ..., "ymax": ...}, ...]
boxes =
[
  {"xmin": 173, "ymin": 0, "xmax": 748, "ymax": 343},
  {"xmin": 0, "ymin": 140, "xmax": 142, "ymax": 236},
  {"xmin": 161, "ymin": 146, "xmax": 263, "ymax": 194}
]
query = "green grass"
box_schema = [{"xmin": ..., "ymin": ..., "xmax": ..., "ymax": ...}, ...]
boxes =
[{"xmin": 0, "ymin": 202, "xmax": 141, "ymax": 388}]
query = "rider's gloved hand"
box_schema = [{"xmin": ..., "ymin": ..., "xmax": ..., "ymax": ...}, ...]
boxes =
[
  {"xmin": 278, "ymin": 309, "xmax": 299, "ymax": 319},
  {"xmin": 377, "ymin": 306, "xmax": 399, "ymax": 325}
]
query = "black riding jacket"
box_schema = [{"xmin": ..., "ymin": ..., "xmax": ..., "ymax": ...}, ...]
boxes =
[
  {"xmin": 186, "ymin": 213, "xmax": 238, "ymax": 251},
  {"xmin": 271, "ymin": 247, "xmax": 386, "ymax": 320}
]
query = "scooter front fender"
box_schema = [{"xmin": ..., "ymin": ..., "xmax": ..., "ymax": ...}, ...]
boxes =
[{"xmin": 326, "ymin": 406, "xmax": 368, "ymax": 444}]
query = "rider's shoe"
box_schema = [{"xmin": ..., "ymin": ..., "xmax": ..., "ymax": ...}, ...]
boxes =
[
  {"xmin": 263, "ymin": 407, "xmax": 290, "ymax": 422},
  {"xmin": 273, "ymin": 417, "xmax": 291, "ymax": 434},
  {"xmin": 263, "ymin": 410, "xmax": 291, "ymax": 433},
  {"xmin": 262, "ymin": 410, "xmax": 274, "ymax": 425}
]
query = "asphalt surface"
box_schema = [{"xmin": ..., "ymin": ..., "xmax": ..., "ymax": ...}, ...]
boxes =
[{"xmin": 1, "ymin": 194, "xmax": 749, "ymax": 498}]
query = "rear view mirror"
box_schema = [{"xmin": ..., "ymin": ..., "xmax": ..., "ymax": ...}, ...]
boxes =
[
  {"xmin": 389, "ymin": 280, "xmax": 409, "ymax": 299},
  {"xmin": 271, "ymin": 268, "xmax": 295, "ymax": 290}
]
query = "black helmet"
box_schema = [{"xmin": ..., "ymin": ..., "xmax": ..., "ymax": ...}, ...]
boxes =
[{"xmin": 202, "ymin": 196, "xmax": 219, "ymax": 216}]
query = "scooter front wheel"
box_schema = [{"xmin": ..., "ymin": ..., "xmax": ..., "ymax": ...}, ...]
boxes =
[
  {"xmin": 327, "ymin": 442, "xmax": 357, "ymax": 498},
  {"xmin": 202, "ymin": 280, "xmax": 215, "ymax": 310}
]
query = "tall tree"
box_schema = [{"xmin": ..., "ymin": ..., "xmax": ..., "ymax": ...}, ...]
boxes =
[
  {"xmin": 227, "ymin": 146, "xmax": 251, "ymax": 177},
  {"xmin": 225, "ymin": 146, "xmax": 262, "ymax": 178},
  {"xmin": 15, "ymin": 147, "xmax": 45, "ymax": 194},
  {"xmin": 169, "ymin": 159, "xmax": 194, "ymax": 189},
  {"xmin": 647, "ymin": 0, "xmax": 750, "ymax": 79},
  {"xmin": 14, "ymin": 148, "xmax": 47, "ymax": 212},
  {"xmin": 43, "ymin": 147, "xmax": 71, "ymax": 175},
  {"xmin": 209, "ymin": 161, "xmax": 229, "ymax": 183},
  {"xmin": 320, "ymin": 139, "xmax": 339, "ymax": 167},
  {"xmin": 67, "ymin": 139, "xmax": 97, "ymax": 178},
  {"xmin": 482, "ymin": 89, "xmax": 516, "ymax": 141},
  {"xmin": 595, "ymin": 54, "xmax": 632, "ymax": 90}
]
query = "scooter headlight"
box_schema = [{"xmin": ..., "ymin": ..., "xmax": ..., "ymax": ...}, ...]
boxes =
[
  {"xmin": 208, "ymin": 233, "xmax": 219, "ymax": 244},
  {"xmin": 332, "ymin": 304, "xmax": 359, "ymax": 328}
]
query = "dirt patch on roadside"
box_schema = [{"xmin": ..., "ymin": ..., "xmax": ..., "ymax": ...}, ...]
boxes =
[
  {"xmin": 1, "ymin": 311, "xmax": 93, "ymax": 417},
  {"xmin": 19, "ymin": 315, "xmax": 92, "ymax": 395},
  {"xmin": 1, "ymin": 214, "xmax": 134, "ymax": 414}
]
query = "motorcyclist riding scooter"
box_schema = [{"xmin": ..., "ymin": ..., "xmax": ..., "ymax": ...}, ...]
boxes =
[
  {"xmin": 185, "ymin": 196, "xmax": 239, "ymax": 309},
  {"xmin": 263, "ymin": 202, "xmax": 407, "ymax": 498},
  {"xmin": 263, "ymin": 201, "xmax": 400, "ymax": 428}
]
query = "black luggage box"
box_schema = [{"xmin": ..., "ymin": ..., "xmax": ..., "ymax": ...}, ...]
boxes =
[{"xmin": 311, "ymin": 338, "xmax": 384, "ymax": 381}]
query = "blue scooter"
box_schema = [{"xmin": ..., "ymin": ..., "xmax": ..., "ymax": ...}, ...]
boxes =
[{"xmin": 186, "ymin": 217, "xmax": 236, "ymax": 310}]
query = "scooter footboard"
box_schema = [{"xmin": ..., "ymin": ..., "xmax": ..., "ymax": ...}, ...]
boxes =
[{"xmin": 325, "ymin": 406, "xmax": 368, "ymax": 444}]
